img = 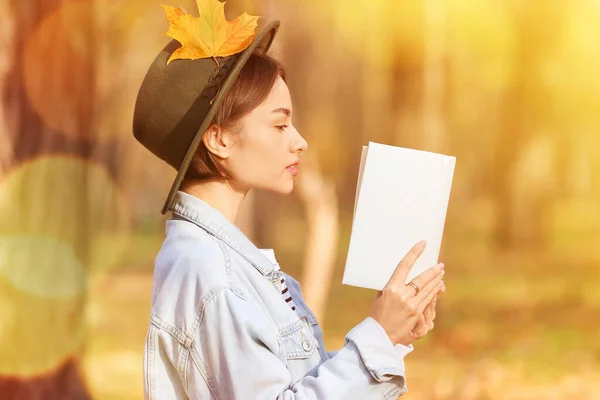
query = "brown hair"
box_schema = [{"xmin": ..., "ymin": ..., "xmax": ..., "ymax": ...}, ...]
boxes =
[{"xmin": 184, "ymin": 52, "xmax": 286, "ymax": 181}]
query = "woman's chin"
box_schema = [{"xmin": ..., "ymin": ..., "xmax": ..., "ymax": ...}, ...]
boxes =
[{"xmin": 265, "ymin": 181, "xmax": 294, "ymax": 195}]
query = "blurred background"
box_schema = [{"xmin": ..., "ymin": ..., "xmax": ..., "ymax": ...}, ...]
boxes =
[{"xmin": 1, "ymin": 0, "xmax": 599, "ymax": 398}]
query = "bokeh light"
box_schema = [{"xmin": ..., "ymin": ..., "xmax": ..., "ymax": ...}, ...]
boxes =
[
  {"xmin": 0, "ymin": 261, "xmax": 85, "ymax": 377},
  {"xmin": 0, "ymin": 235, "xmax": 85, "ymax": 299},
  {"xmin": 22, "ymin": 2, "xmax": 95, "ymax": 140},
  {"xmin": 0, "ymin": 156, "xmax": 132, "ymax": 274}
]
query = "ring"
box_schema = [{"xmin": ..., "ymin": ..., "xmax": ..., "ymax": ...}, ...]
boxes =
[{"xmin": 407, "ymin": 281, "xmax": 420, "ymax": 295}]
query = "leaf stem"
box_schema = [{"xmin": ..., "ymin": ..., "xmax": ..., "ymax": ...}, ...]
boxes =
[{"xmin": 210, "ymin": 88, "xmax": 220, "ymax": 105}]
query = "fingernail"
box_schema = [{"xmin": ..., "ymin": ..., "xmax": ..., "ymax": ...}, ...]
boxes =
[{"xmin": 418, "ymin": 240, "xmax": 427, "ymax": 249}]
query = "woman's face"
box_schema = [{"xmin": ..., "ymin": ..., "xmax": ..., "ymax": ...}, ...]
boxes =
[{"xmin": 221, "ymin": 76, "xmax": 308, "ymax": 194}]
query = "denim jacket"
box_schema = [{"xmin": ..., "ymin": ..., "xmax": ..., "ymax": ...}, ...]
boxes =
[{"xmin": 144, "ymin": 190, "xmax": 413, "ymax": 399}]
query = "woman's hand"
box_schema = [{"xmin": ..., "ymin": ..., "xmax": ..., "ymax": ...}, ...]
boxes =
[
  {"xmin": 410, "ymin": 282, "xmax": 445, "ymax": 340},
  {"xmin": 369, "ymin": 240, "xmax": 445, "ymax": 346}
]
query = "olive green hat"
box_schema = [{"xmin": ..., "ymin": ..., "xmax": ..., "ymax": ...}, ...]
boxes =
[{"xmin": 133, "ymin": 20, "xmax": 280, "ymax": 214}]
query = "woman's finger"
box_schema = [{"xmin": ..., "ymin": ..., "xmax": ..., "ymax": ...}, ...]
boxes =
[
  {"xmin": 423, "ymin": 301, "xmax": 432, "ymax": 318},
  {"xmin": 411, "ymin": 316, "xmax": 428, "ymax": 338},
  {"xmin": 406, "ymin": 263, "xmax": 444, "ymax": 296},
  {"xmin": 424, "ymin": 298, "xmax": 437, "ymax": 323},
  {"xmin": 438, "ymin": 281, "xmax": 446, "ymax": 294},
  {"xmin": 416, "ymin": 280, "xmax": 443, "ymax": 314},
  {"xmin": 413, "ymin": 268, "xmax": 444, "ymax": 304},
  {"xmin": 386, "ymin": 241, "xmax": 427, "ymax": 288}
]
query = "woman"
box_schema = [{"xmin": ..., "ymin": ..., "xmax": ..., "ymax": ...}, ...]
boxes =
[{"xmin": 133, "ymin": 15, "xmax": 446, "ymax": 400}]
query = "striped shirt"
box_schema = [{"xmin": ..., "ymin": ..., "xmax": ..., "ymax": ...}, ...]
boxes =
[{"xmin": 258, "ymin": 249, "xmax": 297, "ymax": 311}]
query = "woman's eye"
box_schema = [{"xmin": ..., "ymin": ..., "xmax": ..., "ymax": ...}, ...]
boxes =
[{"xmin": 276, "ymin": 125, "xmax": 288, "ymax": 131}]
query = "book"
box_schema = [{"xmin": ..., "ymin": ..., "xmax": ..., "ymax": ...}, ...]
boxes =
[{"xmin": 342, "ymin": 141, "xmax": 456, "ymax": 291}]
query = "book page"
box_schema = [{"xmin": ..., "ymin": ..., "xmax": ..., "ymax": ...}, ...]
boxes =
[{"xmin": 352, "ymin": 145, "xmax": 368, "ymax": 223}]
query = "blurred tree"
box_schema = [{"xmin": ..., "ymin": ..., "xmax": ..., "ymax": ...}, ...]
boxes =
[
  {"xmin": 492, "ymin": 0, "xmax": 567, "ymax": 249},
  {"xmin": 423, "ymin": 0, "xmax": 447, "ymax": 152},
  {"xmin": 0, "ymin": 0, "xmax": 14, "ymax": 176},
  {"xmin": 295, "ymin": 152, "xmax": 339, "ymax": 322},
  {"xmin": 0, "ymin": 0, "xmax": 96, "ymax": 397}
]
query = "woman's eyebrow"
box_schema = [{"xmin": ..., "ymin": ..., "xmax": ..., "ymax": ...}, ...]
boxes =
[{"xmin": 271, "ymin": 107, "xmax": 291, "ymax": 117}]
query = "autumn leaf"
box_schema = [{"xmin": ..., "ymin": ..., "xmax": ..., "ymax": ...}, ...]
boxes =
[{"xmin": 161, "ymin": 0, "xmax": 260, "ymax": 64}]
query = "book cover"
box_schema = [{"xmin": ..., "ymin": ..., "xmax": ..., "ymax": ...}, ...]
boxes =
[{"xmin": 343, "ymin": 141, "xmax": 456, "ymax": 290}]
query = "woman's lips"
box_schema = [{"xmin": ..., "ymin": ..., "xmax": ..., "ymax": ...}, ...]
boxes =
[{"xmin": 286, "ymin": 165, "xmax": 299, "ymax": 176}]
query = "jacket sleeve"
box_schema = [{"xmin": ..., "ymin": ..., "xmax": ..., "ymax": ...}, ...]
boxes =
[{"xmin": 184, "ymin": 286, "xmax": 414, "ymax": 400}]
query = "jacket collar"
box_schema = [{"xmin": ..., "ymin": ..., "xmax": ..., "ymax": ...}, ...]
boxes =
[{"xmin": 168, "ymin": 190, "xmax": 277, "ymax": 276}]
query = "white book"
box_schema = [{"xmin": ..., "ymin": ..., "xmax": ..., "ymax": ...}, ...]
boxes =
[{"xmin": 342, "ymin": 141, "xmax": 456, "ymax": 291}]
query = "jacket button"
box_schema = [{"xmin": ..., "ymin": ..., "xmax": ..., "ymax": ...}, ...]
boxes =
[{"xmin": 302, "ymin": 340, "xmax": 312, "ymax": 352}]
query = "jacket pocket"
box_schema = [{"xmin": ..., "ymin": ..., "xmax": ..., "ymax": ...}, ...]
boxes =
[{"xmin": 280, "ymin": 319, "xmax": 322, "ymax": 383}]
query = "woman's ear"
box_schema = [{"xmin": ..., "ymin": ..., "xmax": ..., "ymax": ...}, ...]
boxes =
[{"xmin": 202, "ymin": 125, "xmax": 233, "ymax": 159}]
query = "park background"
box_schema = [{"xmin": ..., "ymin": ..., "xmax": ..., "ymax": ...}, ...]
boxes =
[{"xmin": 0, "ymin": 0, "xmax": 599, "ymax": 398}]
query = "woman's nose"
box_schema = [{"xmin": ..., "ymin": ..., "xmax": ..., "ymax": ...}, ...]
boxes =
[{"xmin": 293, "ymin": 129, "xmax": 308, "ymax": 153}]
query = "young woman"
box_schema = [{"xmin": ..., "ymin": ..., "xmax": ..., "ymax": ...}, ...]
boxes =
[{"xmin": 133, "ymin": 18, "xmax": 446, "ymax": 400}]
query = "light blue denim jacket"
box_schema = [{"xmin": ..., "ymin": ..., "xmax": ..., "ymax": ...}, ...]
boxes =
[{"xmin": 144, "ymin": 190, "xmax": 413, "ymax": 399}]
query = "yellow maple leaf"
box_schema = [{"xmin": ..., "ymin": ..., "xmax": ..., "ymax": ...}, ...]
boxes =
[{"xmin": 161, "ymin": 0, "xmax": 260, "ymax": 64}]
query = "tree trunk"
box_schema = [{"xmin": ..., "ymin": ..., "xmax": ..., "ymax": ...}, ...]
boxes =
[
  {"xmin": 423, "ymin": 0, "xmax": 447, "ymax": 152},
  {"xmin": 295, "ymin": 153, "xmax": 339, "ymax": 323},
  {"xmin": 0, "ymin": 0, "xmax": 14, "ymax": 176}
]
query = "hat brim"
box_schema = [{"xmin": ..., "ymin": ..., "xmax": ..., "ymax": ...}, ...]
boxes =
[{"xmin": 160, "ymin": 20, "xmax": 281, "ymax": 215}]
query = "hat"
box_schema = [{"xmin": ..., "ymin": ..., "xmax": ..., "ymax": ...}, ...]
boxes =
[{"xmin": 133, "ymin": 6, "xmax": 280, "ymax": 214}]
